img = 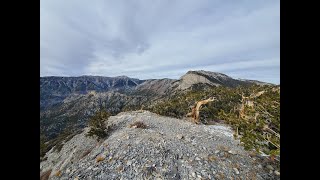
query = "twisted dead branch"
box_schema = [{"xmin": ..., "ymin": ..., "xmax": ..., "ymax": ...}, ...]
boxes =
[{"xmin": 186, "ymin": 97, "xmax": 217, "ymax": 124}]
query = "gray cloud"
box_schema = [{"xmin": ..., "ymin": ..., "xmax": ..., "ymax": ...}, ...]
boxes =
[{"xmin": 40, "ymin": 0, "xmax": 280, "ymax": 84}]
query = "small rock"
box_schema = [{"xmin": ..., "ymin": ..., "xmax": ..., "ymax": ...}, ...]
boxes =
[
  {"xmin": 108, "ymin": 156, "xmax": 113, "ymax": 161},
  {"xmin": 177, "ymin": 134, "xmax": 184, "ymax": 139},
  {"xmin": 127, "ymin": 160, "xmax": 132, "ymax": 166},
  {"xmin": 233, "ymin": 168, "xmax": 240, "ymax": 175},
  {"xmin": 266, "ymin": 165, "xmax": 274, "ymax": 171},
  {"xmin": 203, "ymin": 147, "xmax": 206, "ymax": 150},
  {"xmin": 116, "ymin": 165, "xmax": 124, "ymax": 172},
  {"xmin": 258, "ymin": 164, "xmax": 262, "ymax": 169},
  {"xmin": 66, "ymin": 168, "xmax": 70, "ymax": 174},
  {"xmin": 228, "ymin": 150, "xmax": 237, "ymax": 155},
  {"xmin": 208, "ymin": 155, "xmax": 216, "ymax": 161},
  {"xmin": 215, "ymin": 150, "xmax": 220, "ymax": 154},
  {"xmin": 195, "ymin": 157, "xmax": 201, "ymax": 161},
  {"xmin": 191, "ymin": 172, "xmax": 196, "ymax": 177},
  {"xmin": 274, "ymin": 170, "xmax": 280, "ymax": 176}
]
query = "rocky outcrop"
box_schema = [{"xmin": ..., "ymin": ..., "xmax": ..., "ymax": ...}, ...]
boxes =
[
  {"xmin": 40, "ymin": 111, "xmax": 279, "ymax": 180},
  {"xmin": 177, "ymin": 70, "xmax": 227, "ymax": 90},
  {"xmin": 177, "ymin": 70, "xmax": 260, "ymax": 90}
]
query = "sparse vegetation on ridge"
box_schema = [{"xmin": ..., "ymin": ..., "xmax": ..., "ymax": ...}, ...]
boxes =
[
  {"xmin": 85, "ymin": 109, "xmax": 112, "ymax": 141},
  {"xmin": 148, "ymin": 84, "xmax": 280, "ymax": 157}
]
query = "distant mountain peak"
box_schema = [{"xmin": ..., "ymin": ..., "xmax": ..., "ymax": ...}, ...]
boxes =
[
  {"xmin": 115, "ymin": 75, "xmax": 129, "ymax": 78},
  {"xmin": 178, "ymin": 70, "xmax": 244, "ymax": 90},
  {"xmin": 186, "ymin": 70, "xmax": 229, "ymax": 77}
]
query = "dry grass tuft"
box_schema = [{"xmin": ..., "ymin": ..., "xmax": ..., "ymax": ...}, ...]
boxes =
[
  {"xmin": 80, "ymin": 149, "xmax": 92, "ymax": 159},
  {"xmin": 249, "ymin": 151, "xmax": 257, "ymax": 157},
  {"xmin": 208, "ymin": 154, "xmax": 217, "ymax": 162},
  {"xmin": 54, "ymin": 170, "xmax": 61, "ymax": 177},
  {"xmin": 116, "ymin": 165, "xmax": 124, "ymax": 172},
  {"xmin": 96, "ymin": 155, "xmax": 105, "ymax": 163},
  {"xmin": 247, "ymin": 171, "xmax": 257, "ymax": 180},
  {"xmin": 129, "ymin": 121, "xmax": 147, "ymax": 129},
  {"xmin": 215, "ymin": 172, "xmax": 225, "ymax": 180},
  {"xmin": 40, "ymin": 169, "xmax": 52, "ymax": 180},
  {"xmin": 231, "ymin": 163, "xmax": 240, "ymax": 169},
  {"xmin": 218, "ymin": 145, "xmax": 231, "ymax": 152}
]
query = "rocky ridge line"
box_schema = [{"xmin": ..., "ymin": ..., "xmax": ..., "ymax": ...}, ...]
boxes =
[{"xmin": 40, "ymin": 111, "xmax": 279, "ymax": 180}]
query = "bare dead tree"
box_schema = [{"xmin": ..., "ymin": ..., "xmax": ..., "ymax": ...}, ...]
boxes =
[{"xmin": 186, "ymin": 97, "xmax": 217, "ymax": 124}]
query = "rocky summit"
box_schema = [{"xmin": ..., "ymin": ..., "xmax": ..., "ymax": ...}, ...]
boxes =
[{"xmin": 40, "ymin": 111, "xmax": 279, "ymax": 180}]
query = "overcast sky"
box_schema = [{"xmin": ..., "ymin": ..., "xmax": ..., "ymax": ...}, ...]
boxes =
[{"xmin": 40, "ymin": 0, "xmax": 280, "ymax": 84}]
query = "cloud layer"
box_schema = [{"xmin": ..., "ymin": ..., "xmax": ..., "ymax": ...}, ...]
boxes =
[{"xmin": 40, "ymin": 0, "xmax": 280, "ymax": 84}]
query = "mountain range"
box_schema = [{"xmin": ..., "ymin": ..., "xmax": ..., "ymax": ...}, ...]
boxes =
[
  {"xmin": 40, "ymin": 70, "xmax": 273, "ymax": 139},
  {"xmin": 40, "ymin": 70, "xmax": 280, "ymax": 179}
]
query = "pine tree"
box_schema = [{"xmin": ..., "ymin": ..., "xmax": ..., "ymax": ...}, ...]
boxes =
[{"xmin": 86, "ymin": 109, "xmax": 111, "ymax": 141}]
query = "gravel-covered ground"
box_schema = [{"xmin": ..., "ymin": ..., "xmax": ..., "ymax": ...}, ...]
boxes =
[{"xmin": 41, "ymin": 111, "xmax": 280, "ymax": 180}]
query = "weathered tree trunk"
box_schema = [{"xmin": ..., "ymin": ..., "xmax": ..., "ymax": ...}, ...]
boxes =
[
  {"xmin": 186, "ymin": 97, "xmax": 216, "ymax": 124},
  {"xmin": 238, "ymin": 91, "xmax": 265, "ymax": 119}
]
